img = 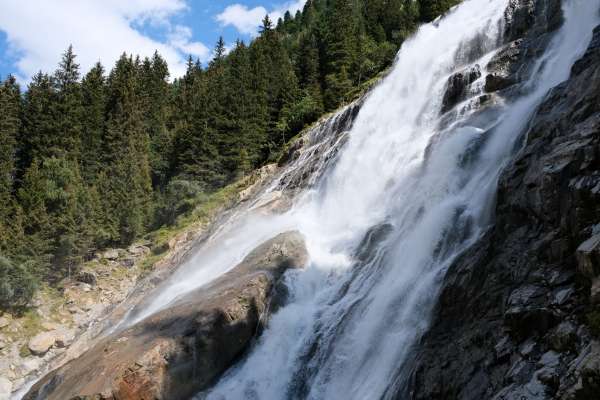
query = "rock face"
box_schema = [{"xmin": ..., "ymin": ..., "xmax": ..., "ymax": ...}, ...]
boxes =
[
  {"xmin": 407, "ymin": 2, "xmax": 600, "ymax": 399},
  {"xmin": 24, "ymin": 231, "xmax": 308, "ymax": 400},
  {"xmin": 442, "ymin": 65, "xmax": 482, "ymax": 113}
]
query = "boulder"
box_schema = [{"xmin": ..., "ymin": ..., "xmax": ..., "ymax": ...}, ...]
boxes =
[
  {"xmin": 120, "ymin": 258, "xmax": 135, "ymax": 268},
  {"xmin": 28, "ymin": 331, "xmax": 57, "ymax": 356},
  {"xmin": 76, "ymin": 270, "xmax": 98, "ymax": 286},
  {"xmin": 54, "ymin": 328, "xmax": 76, "ymax": 348},
  {"xmin": 576, "ymin": 234, "xmax": 600, "ymax": 278},
  {"xmin": 128, "ymin": 244, "xmax": 150, "ymax": 256},
  {"xmin": 25, "ymin": 231, "xmax": 308, "ymax": 400},
  {"xmin": 102, "ymin": 249, "xmax": 119, "ymax": 260}
]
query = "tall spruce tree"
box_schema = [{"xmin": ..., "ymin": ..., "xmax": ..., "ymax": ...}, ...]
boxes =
[
  {"xmin": 0, "ymin": 76, "xmax": 24, "ymax": 258},
  {"xmin": 81, "ymin": 62, "xmax": 107, "ymax": 183},
  {"xmin": 102, "ymin": 54, "xmax": 152, "ymax": 244},
  {"xmin": 141, "ymin": 52, "xmax": 172, "ymax": 188}
]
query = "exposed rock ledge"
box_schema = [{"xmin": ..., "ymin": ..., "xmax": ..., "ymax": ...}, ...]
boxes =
[
  {"xmin": 408, "ymin": 5, "xmax": 600, "ymax": 400},
  {"xmin": 24, "ymin": 231, "xmax": 308, "ymax": 400}
]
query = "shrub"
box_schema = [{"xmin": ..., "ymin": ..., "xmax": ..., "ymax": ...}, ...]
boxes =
[{"xmin": 0, "ymin": 256, "xmax": 37, "ymax": 311}]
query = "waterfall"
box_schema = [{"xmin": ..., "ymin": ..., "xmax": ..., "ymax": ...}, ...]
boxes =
[{"xmin": 126, "ymin": 0, "xmax": 599, "ymax": 399}]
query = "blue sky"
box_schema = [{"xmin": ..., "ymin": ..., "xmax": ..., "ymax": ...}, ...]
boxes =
[{"xmin": 0, "ymin": 0, "xmax": 306, "ymax": 82}]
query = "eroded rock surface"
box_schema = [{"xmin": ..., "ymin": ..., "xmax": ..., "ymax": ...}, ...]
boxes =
[
  {"xmin": 408, "ymin": 3, "xmax": 600, "ymax": 400},
  {"xmin": 24, "ymin": 231, "xmax": 308, "ymax": 400}
]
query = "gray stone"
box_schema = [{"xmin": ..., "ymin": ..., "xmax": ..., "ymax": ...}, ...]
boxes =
[
  {"xmin": 76, "ymin": 270, "xmax": 97, "ymax": 286},
  {"xmin": 101, "ymin": 249, "xmax": 119, "ymax": 260},
  {"xmin": 128, "ymin": 244, "xmax": 150, "ymax": 256},
  {"xmin": 121, "ymin": 258, "xmax": 135, "ymax": 268},
  {"xmin": 28, "ymin": 331, "xmax": 56, "ymax": 356}
]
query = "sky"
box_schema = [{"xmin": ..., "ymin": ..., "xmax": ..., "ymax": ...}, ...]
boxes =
[{"xmin": 0, "ymin": 0, "xmax": 306, "ymax": 82}]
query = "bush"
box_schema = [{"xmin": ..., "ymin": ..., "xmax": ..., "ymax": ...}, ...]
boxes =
[
  {"xmin": 155, "ymin": 180, "xmax": 204, "ymax": 226},
  {"xmin": 0, "ymin": 256, "xmax": 37, "ymax": 311}
]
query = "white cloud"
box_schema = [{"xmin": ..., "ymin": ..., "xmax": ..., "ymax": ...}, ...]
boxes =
[
  {"xmin": 216, "ymin": 0, "xmax": 306, "ymax": 37},
  {"xmin": 167, "ymin": 25, "xmax": 210, "ymax": 61},
  {"xmin": 0, "ymin": 0, "xmax": 209, "ymax": 81}
]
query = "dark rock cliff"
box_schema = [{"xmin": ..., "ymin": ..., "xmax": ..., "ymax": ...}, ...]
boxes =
[{"xmin": 408, "ymin": 2, "xmax": 600, "ymax": 399}]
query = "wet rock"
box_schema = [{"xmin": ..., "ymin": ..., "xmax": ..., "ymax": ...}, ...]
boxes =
[
  {"xmin": 576, "ymin": 234, "xmax": 600, "ymax": 278},
  {"xmin": 503, "ymin": 0, "xmax": 535, "ymax": 41},
  {"xmin": 550, "ymin": 285, "xmax": 575, "ymax": 307},
  {"xmin": 18, "ymin": 357, "xmax": 42, "ymax": 376},
  {"xmin": 549, "ymin": 321, "xmax": 578, "ymax": 352},
  {"xmin": 442, "ymin": 65, "xmax": 482, "ymax": 112},
  {"xmin": 408, "ymin": 8, "xmax": 600, "ymax": 399},
  {"xmin": 25, "ymin": 231, "xmax": 308, "ymax": 400},
  {"xmin": 504, "ymin": 285, "xmax": 557, "ymax": 339},
  {"xmin": 485, "ymin": 73, "xmax": 517, "ymax": 93},
  {"xmin": 568, "ymin": 342, "xmax": 600, "ymax": 399},
  {"xmin": 591, "ymin": 277, "xmax": 600, "ymax": 304},
  {"xmin": 28, "ymin": 331, "xmax": 57, "ymax": 356}
]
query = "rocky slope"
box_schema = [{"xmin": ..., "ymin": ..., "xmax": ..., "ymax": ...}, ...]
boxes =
[
  {"xmin": 23, "ymin": 231, "xmax": 308, "ymax": 400},
  {"xmin": 407, "ymin": 1, "xmax": 600, "ymax": 399},
  {"xmin": 0, "ymin": 164, "xmax": 280, "ymax": 399}
]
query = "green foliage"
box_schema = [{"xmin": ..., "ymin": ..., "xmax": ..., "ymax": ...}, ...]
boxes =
[
  {"xmin": 587, "ymin": 308, "xmax": 600, "ymax": 337},
  {"xmin": 0, "ymin": 0, "xmax": 458, "ymax": 311},
  {"xmin": 156, "ymin": 180, "xmax": 204, "ymax": 226},
  {"xmin": 0, "ymin": 256, "xmax": 37, "ymax": 311},
  {"xmin": 419, "ymin": 0, "xmax": 461, "ymax": 22}
]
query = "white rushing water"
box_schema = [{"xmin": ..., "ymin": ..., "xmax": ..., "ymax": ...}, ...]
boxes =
[{"xmin": 116, "ymin": 0, "xmax": 600, "ymax": 399}]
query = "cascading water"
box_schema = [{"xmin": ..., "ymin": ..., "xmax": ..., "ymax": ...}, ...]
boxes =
[{"xmin": 125, "ymin": 0, "xmax": 599, "ymax": 399}]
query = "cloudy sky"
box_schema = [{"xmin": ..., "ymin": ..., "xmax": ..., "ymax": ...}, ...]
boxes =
[{"xmin": 0, "ymin": 0, "xmax": 306, "ymax": 82}]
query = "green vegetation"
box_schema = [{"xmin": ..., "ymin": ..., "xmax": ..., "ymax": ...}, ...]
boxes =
[
  {"xmin": 587, "ymin": 308, "xmax": 600, "ymax": 337},
  {"xmin": 0, "ymin": 0, "xmax": 460, "ymax": 312}
]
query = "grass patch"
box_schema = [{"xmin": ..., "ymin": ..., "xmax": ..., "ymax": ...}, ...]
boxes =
[
  {"xmin": 138, "ymin": 175, "xmax": 259, "ymax": 275},
  {"xmin": 19, "ymin": 343, "xmax": 31, "ymax": 358}
]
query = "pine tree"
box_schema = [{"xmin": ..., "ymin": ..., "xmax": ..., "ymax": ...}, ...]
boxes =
[
  {"xmin": 0, "ymin": 76, "xmax": 24, "ymax": 258},
  {"xmin": 20, "ymin": 72, "xmax": 57, "ymax": 168},
  {"xmin": 53, "ymin": 45, "xmax": 83, "ymax": 160},
  {"xmin": 81, "ymin": 62, "xmax": 107, "ymax": 183},
  {"xmin": 323, "ymin": 0, "xmax": 356, "ymax": 109},
  {"xmin": 102, "ymin": 54, "xmax": 153, "ymax": 244},
  {"xmin": 140, "ymin": 52, "xmax": 172, "ymax": 188}
]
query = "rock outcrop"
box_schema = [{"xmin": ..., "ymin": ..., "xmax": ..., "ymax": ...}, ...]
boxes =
[
  {"xmin": 408, "ymin": 2, "xmax": 600, "ymax": 399},
  {"xmin": 24, "ymin": 231, "xmax": 308, "ymax": 400}
]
